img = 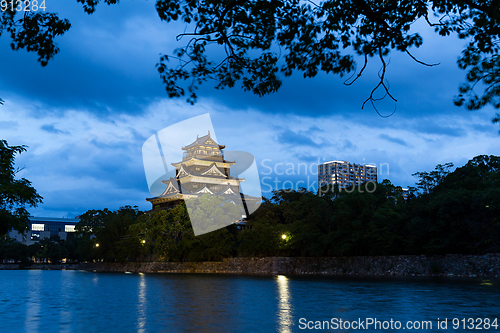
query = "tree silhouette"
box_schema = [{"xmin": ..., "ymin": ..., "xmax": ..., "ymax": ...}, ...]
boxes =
[
  {"xmin": 0, "ymin": 140, "xmax": 42, "ymax": 235},
  {"xmin": 153, "ymin": 0, "xmax": 499, "ymax": 116},
  {"xmin": 0, "ymin": 0, "xmax": 498, "ymax": 121}
]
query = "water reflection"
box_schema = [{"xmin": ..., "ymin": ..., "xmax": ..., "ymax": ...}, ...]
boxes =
[
  {"xmin": 137, "ymin": 273, "xmax": 147, "ymax": 333},
  {"xmin": 59, "ymin": 271, "xmax": 74, "ymax": 333},
  {"xmin": 25, "ymin": 270, "xmax": 41, "ymax": 332},
  {"xmin": 276, "ymin": 275, "xmax": 293, "ymax": 333},
  {"xmin": 1, "ymin": 271, "xmax": 499, "ymax": 333},
  {"xmin": 166, "ymin": 275, "xmax": 242, "ymax": 332}
]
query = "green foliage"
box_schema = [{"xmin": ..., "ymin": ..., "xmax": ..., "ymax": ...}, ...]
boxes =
[
  {"xmin": 153, "ymin": 0, "xmax": 499, "ymax": 116},
  {"xmin": 134, "ymin": 200, "xmax": 237, "ymax": 262},
  {"xmin": 4, "ymin": 155, "xmax": 498, "ymax": 261},
  {"xmin": 0, "ymin": 140, "xmax": 42, "ymax": 235},
  {"xmin": 0, "ymin": 0, "xmax": 120, "ymax": 67},
  {"xmin": 0, "ymin": 0, "xmax": 119, "ymax": 104},
  {"xmin": 132, "ymin": 203, "xmax": 190, "ymax": 261},
  {"xmin": 31, "ymin": 237, "xmax": 66, "ymax": 263},
  {"xmin": 185, "ymin": 193, "xmax": 243, "ymax": 235},
  {"xmin": 0, "ymin": 235, "xmax": 80, "ymax": 264},
  {"xmin": 1, "ymin": 1, "xmax": 498, "ymax": 122},
  {"xmin": 177, "ymin": 227, "xmax": 236, "ymax": 262},
  {"xmin": 76, "ymin": 205, "xmax": 143, "ymax": 262},
  {"xmin": 412, "ymin": 162, "xmax": 454, "ymax": 194},
  {"xmin": 240, "ymin": 156, "xmax": 500, "ymax": 257},
  {"xmin": 0, "ymin": 235, "xmax": 28, "ymax": 262},
  {"xmin": 239, "ymin": 183, "xmax": 408, "ymax": 257},
  {"xmin": 0, "ymin": 5, "xmax": 70, "ymax": 66},
  {"xmin": 408, "ymin": 155, "xmax": 500, "ymax": 254}
]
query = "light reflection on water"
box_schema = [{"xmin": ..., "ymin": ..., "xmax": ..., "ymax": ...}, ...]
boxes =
[
  {"xmin": 276, "ymin": 275, "xmax": 293, "ymax": 333},
  {"xmin": 137, "ymin": 273, "xmax": 146, "ymax": 333},
  {"xmin": 25, "ymin": 270, "xmax": 41, "ymax": 332},
  {"xmin": 0, "ymin": 270, "xmax": 499, "ymax": 332}
]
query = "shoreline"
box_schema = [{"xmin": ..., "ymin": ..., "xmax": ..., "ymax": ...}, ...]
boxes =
[{"xmin": 2, "ymin": 254, "xmax": 500, "ymax": 277}]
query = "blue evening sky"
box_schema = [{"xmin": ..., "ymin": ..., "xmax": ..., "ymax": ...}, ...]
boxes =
[{"xmin": 1, "ymin": 0, "xmax": 499, "ymax": 217}]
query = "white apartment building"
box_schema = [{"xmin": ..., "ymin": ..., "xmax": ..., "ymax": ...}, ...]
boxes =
[{"xmin": 318, "ymin": 160, "xmax": 377, "ymax": 189}]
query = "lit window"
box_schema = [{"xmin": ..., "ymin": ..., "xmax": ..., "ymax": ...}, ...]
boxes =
[
  {"xmin": 32, "ymin": 223, "xmax": 44, "ymax": 231},
  {"xmin": 65, "ymin": 225, "xmax": 76, "ymax": 232}
]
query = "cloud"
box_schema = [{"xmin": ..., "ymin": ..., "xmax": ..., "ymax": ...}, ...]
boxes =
[
  {"xmin": 0, "ymin": 1, "xmax": 485, "ymax": 125},
  {"xmin": 275, "ymin": 125, "xmax": 330, "ymax": 148},
  {"xmin": 276, "ymin": 128, "xmax": 321, "ymax": 147},
  {"xmin": 0, "ymin": 1, "xmax": 173, "ymax": 117},
  {"xmin": 379, "ymin": 134, "xmax": 412, "ymax": 147},
  {"xmin": 340, "ymin": 139, "xmax": 357, "ymax": 151},
  {"xmin": 2, "ymin": 80, "xmax": 499, "ymax": 216},
  {"xmin": 0, "ymin": 120, "xmax": 18, "ymax": 129},
  {"xmin": 41, "ymin": 124, "xmax": 70, "ymax": 135},
  {"xmin": 292, "ymin": 153, "xmax": 322, "ymax": 163},
  {"xmin": 0, "ymin": 1, "xmax": 498, "ymax": 218},
  {"xmin": 410, "ymin": 121, "xmax": 466, "ymax": 137}
]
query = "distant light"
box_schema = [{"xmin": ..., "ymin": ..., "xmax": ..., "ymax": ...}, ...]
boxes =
[
  {"xmin": 282, "ymin": 234, "xmax": 287, "ymax": 240},
  {"xmin": 142, "ymin": 240, "xmax": 146, "ymax": 244},
  {"xmin": 95, "ymin": 243, "xmax": 99, "ymax": 247}
]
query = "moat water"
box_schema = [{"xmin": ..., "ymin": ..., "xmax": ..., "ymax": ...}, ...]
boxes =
[{"xmin": 0, "ymin": 270, "xmax": 499, "ymax": 332}]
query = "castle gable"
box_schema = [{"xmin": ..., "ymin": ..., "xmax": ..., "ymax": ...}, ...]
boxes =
[
  {"xmin": 177, "ymin": 164, "xmax": 189, "ymax": 178},
  {"xmin": 221, "ymin": 187, "xmax": 236, "ymax": 195},
  {"xmin": 161, "ymin": 179, "xmax": 179, "ymax": 195},
  {"xmin": 195, "ymin": 186, "xmax": 213, "ymax": 194},
  {"xmin": 183, "ymin": 131, "xmax": 220, "ymax": 149},
  {"xmin": 203, "ymin": 137, "xmax": 217, "ymax": 146},
  {"xmin": 201, "ymin": 163, "xmax": 227, "ymax": 177}
]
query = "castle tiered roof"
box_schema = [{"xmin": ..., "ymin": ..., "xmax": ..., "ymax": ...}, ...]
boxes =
[
  {"xmin": 147, "ymin": 132, "xmax": 245, "ymax": 209},
  {"xmin": 182, "ymin": 131, "xmax": 225, "ymax": 150}
]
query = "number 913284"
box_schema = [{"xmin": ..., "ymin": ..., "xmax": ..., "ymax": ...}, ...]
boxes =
[{"xmin": 1, "ymin": 0, "xmax": 46, "ymax": 12}]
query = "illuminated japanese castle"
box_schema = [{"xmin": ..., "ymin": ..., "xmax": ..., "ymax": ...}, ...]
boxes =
[{"xmin": 146, "ymin": 132, "xmax": 247, "ymax": 211}]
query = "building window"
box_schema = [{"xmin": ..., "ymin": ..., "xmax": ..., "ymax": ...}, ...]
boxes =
[
  {"xmin": 65, "ymin": 225, "xmax": 75, "ymax": 232},
  {"xmin": 32, "ymin": 223, "xmax": 44, "ymax": 231}
]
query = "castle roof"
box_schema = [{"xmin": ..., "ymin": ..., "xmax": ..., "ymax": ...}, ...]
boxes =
[
  {"xmin": 160, "ymin": 178, "xmax": 180, "ymax": 195},
  {"xmin": 182, "ymin": 131, "xmax": 225, "ymax": 150},
  {"xmin": 200, "ymin": 163, "xmax": 227, "ymax": 177},
  {"xmin": 173, "ymin": 162, "xmax": 242, "ymax": 182},
  {"xmin": 171, "ymin": 157, "xmax": 235, "ymax": 168},
  {"xmin": 147, "ymin": 133, "xmax": 255, "ymax": 208},
  {"xmin": 147, "ymin": 183, "xmax": 242, "ymax": 203}
]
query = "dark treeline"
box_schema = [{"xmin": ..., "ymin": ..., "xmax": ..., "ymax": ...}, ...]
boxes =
[
  {"xmin": 241, "ymin": 155, "xmax": 499, "ymax": 257},
  {"xmin": 0, "ymin": 235, "xmax": 83, "ymax": 265},
  {"xmin": 1, "ymin": 155, "xmax": 499, "ymax": 264}
]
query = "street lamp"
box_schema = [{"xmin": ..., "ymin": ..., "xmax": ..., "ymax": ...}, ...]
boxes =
[
  {"xmin": 278, "ymin": 234, "xmax": 287, "ymax": 257},
  {"xmin": 95, "ymin": 243, "xmax": 99, "ymax": 248}
]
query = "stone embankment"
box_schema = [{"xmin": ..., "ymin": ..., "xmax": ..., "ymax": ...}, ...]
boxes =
[{"xmin": 1, "ymin": 254, "xmax": 499, "ymax": 277}]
